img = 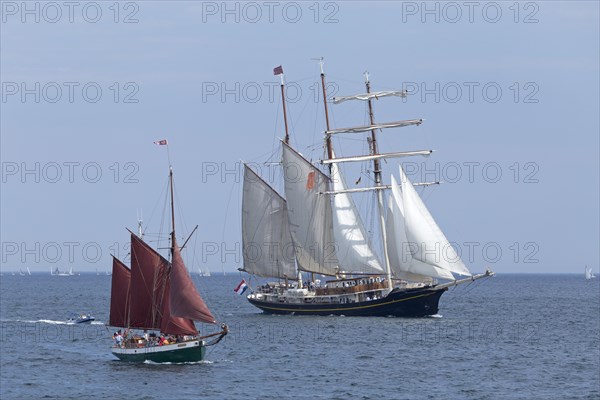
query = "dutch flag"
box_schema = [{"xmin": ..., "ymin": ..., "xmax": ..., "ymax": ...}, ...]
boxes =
[{"xmin": 234, "ymin": 279, "xmax": 248, "ymax": 296}]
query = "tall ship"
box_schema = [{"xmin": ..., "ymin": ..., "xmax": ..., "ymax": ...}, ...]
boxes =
[
  {"xmin": 109, "ymin": 150, "xmax": 227, "ymax": 362},
  {"xmin": 240, "ymin": 62, "xmax": 494, "ymax": 317}
]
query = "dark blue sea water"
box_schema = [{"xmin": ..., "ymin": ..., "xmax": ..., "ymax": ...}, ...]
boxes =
[{"xmin": 1, "ymin": 273, "xmax": 598, "ymax": 399}]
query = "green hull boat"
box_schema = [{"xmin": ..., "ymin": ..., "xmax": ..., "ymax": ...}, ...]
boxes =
[{"xmin": 111, "ymin": 340, "xmax": 206, "ymax": 363}]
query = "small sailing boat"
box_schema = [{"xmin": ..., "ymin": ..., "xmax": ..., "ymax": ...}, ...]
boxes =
[
  {"xmin": 585, "ymin": 266, "xmax": 596, "ymax": 280},
  {"xmin": 109, "ymin": 152, "xmax": 227, "ymax": 362},
  {"xmin": 240, "ymin": 62, "xmax": 493, "ymax": 317}
]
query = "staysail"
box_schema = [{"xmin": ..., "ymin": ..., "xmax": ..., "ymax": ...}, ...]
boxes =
[
  {"xmin": 398, "ymin": 166, "xmax": 471, "ymax": 276},
  {"xmin": 282, "ymin": 141, "xmax": 339, "ymax": 276},
  {"xmin": 386, "ymin": 175, "xmax": 455, "ymax": 281},
  {"xmin": 242, "ymin": 164, "xmax": 296, "ymax": 279},
  {"xmin": 330, "ymin": 154, "xmax": 384, "ymax": 274},
  {"xmin": 109, "ymin": 257, "xmax": 131, "ymax": 327},
  {"xmin": 169, "ymin": 242, "xmax": 216, "ymax": 325}
]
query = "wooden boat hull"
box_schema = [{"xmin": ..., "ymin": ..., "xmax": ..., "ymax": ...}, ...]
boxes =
[
  {"xmin": 111, "ymin": 340, "xmax": 206, "ymax": 363},
  {"xmin": 247, "ymin": 286, "xmax": 447, "ymax": 317}
]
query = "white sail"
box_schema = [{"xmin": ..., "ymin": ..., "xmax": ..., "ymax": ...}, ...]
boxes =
[
  {"xmin": 242, "ymin": 165, "xmax": 296, "ymax": 279},
  {"xmin": 321, "ymin": 150, "xmax": 433, "ymax": 164},
  {"xmin": 386, "ymin": 176, "xmax": 455, "ymax": 281},
  {"xmin": 585, "ymin": 266, "xmax": 595, "ymax": 280},
  {"xmin": 326, "ymin": 119, "xmax": 423, "ymax": 135},
  {"xmin": 330, "ymin": 155, "xmax": 384, "ymax": 274},
  {"xmin": 399, "ymin": 165, "xmax": 471, "ymax": 276},
  {"xmin": 333, "ymin": 90, "xmax": 408, "ymax": 104},
  {"xmin": 282, "ymin": 142, "xmax": 339, "ymax": 276}
]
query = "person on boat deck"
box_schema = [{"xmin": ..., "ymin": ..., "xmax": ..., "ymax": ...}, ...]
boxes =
[{"xmin": 115, "ymin": 331, "xmax": 123, "ymax": 347}]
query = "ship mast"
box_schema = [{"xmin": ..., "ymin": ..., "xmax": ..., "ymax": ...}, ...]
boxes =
[
  {"xmin": 276, "ymin": 66, "xmax": 300, "ymax": 287},
  {"xmin": 279, "ymin": 71, "xmax": 290, "ymax": 144},
  {"xmin": 318, "ymin": 58, "xmax": 334, "ymax": 281},
  {"xmin": 318, "ymin": 58, "xmax": 334, "ymax": 162},
  {"xmin": 365, "ymin": 72, "xmax": 393, "ymax": 289},
  {"xmin": 169, "ymin": 165, "xmax": 176, "ymax": 257}
]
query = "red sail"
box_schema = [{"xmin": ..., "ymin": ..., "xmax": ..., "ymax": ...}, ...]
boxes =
[
  {"xmin": 159, "ymin": 271, "xmax": 199, "ymax": 335},
  {"xmin": 109, "ymin": 257, "xmax": 130, "ymax": 327},
  {"xmin": 169, "ymin": 243, "xmax": 216, "ymax": 324},
  {"xmin": 129, "ymin": 233, "xmax": 167, "ymax": 330}
]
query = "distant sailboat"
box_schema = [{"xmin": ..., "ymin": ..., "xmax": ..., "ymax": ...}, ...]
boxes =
[
  {"xmin": 19, "ymin": 268, "xmax": 30, "ymax": 276},
  {"xmin": 585, "ymin": 266, "xmax": 596, "ymax": 280}
]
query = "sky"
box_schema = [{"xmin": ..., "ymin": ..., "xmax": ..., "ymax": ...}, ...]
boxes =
[{"xmin": 1, "ymin": 1, "xmax": 598, "ymax": 275}]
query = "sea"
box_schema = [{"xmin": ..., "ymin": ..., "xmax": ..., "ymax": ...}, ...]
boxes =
[{"xmin": 0, "ymin": 273, "xmax": 598, "ymax": 400}]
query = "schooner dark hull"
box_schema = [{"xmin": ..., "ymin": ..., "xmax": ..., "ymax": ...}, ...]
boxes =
[{"xmin": 248, "ymin": 286, "xmax": 447, "ymax": 317}]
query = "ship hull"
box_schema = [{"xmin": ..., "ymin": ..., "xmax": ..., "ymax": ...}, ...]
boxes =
[
  {"xmin": 248, "ymin": 286, "xmax": 447, "ymax": 317},
  {"xmin": 111, "ymin": 340, "xmax": 206, "ymax": 363}
]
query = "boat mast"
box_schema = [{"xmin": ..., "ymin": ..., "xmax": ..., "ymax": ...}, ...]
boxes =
[
  {"xmin": 365, "ymin": 72, "xmax": 393, "ymax": 289},
  {"xmin": 169, "ymin": 166, "xmax": 176, "ymax": 257},
  {"xmin": 319, "ymin": 58, "xmax": 333, "ymax": 282},
  {"xmin": 279, "ymin": 71, "xmax": 290, "ymax": 144},
  {"xmin": 276, "ymin": 66, "xmax": 301, "ymax": 287},
  {"xmin": 318, "ymin": 58, "xmax": 334, "ymax": 162}
]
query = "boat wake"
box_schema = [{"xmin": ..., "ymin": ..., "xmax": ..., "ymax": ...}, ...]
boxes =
[
  {"xmin": 142, "ymin": 360, "xmax": 214, "ymax": 366},
  {"xmin": 1, "ymin": 319, "xmax": 104, "ymax": 325},
  {"xmin": 427, "ymin": 314, "xmax": 443, "ymax": 319}
]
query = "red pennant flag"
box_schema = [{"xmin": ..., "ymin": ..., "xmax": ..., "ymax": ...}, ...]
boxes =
[
  {"xmin": 273, "ymin": 65, "xmax": 283, "ymax": 76},
  {"xmin": 153, "ymin": 139, "xmax": 168, "ymax": 145}
]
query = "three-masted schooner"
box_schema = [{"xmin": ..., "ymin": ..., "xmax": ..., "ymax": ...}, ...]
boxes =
[
  {"xmin": 240, "ymin": 62, "xmax": 493, "ymax": 317},
  {"xmin": 109, "ymin": 156, "xmax": 227, "ymax": 362}
]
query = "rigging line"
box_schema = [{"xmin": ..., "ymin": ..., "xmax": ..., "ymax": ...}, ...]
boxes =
[
  {"xmin": 249, "ymin": 147, "xmax": 281, "ymax": 165},
  {"xmin": 144, "ymin": 178, "xmax": 169, "ymax": 238},
  {"xmin": 173, "ymin": 181, "xmax": 190, "ymax": 245},
  {"xmin": 220, "ymin": 180, "xmax": 238, "ymax": 276}
]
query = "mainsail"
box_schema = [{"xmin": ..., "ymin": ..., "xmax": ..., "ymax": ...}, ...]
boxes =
[
  {"xmin": 330, "ymin": 153, "xmax": 384, "ymax": 274},
  {"xmin": 386, "ymin": 175, "xmax": 455, "ymax": 281},
  {"xmin": 282, "ymin": 142, "xmax": 339, "ymax": 276},
  {"xmin": 129, "ymin": 233, "xmax": 167, "ymax": 329},
  {"xmin": 119, "ymin": 232, "xmax": 214, "ymax": 334},
  {"xmin": 398, "ymin": 166, "xmax": 471, "ymax": 277},
  {"xmin": 109, "ymin": 257, "xmax": 130, "ymax": 327},
  {"xmin": 242, "ymin": 164, "xmax": 296, "ymax": 279}
]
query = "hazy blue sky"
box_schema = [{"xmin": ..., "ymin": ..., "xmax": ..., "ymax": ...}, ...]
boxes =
[{"xmin": 1, "ymin": 1, "xmax": 598, "ymax": 274}]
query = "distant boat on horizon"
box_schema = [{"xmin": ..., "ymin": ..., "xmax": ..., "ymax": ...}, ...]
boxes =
[
  {"xmin": 585, "ymin": 266, "xmax": 596, "ymax": 280},
  {"xmin": 51, "ymin": 267, "xmax": 76, "ymax": 276}
]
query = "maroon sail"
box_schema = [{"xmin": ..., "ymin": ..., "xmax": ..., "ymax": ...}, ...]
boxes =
[
  {"xmin": 169, "ymin": 243, "xmax": 216, "ymax": 324},
  {"xmin": 109, "ymin": 257, "xmax": 130, "ymax": 327},
  {"xmin": 159, "ymin": 273, "xmax": 199, "ymax": 335},
  {"xmin": 129, "ymin": 233, "xmax": 168, "ymax": 330}
]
